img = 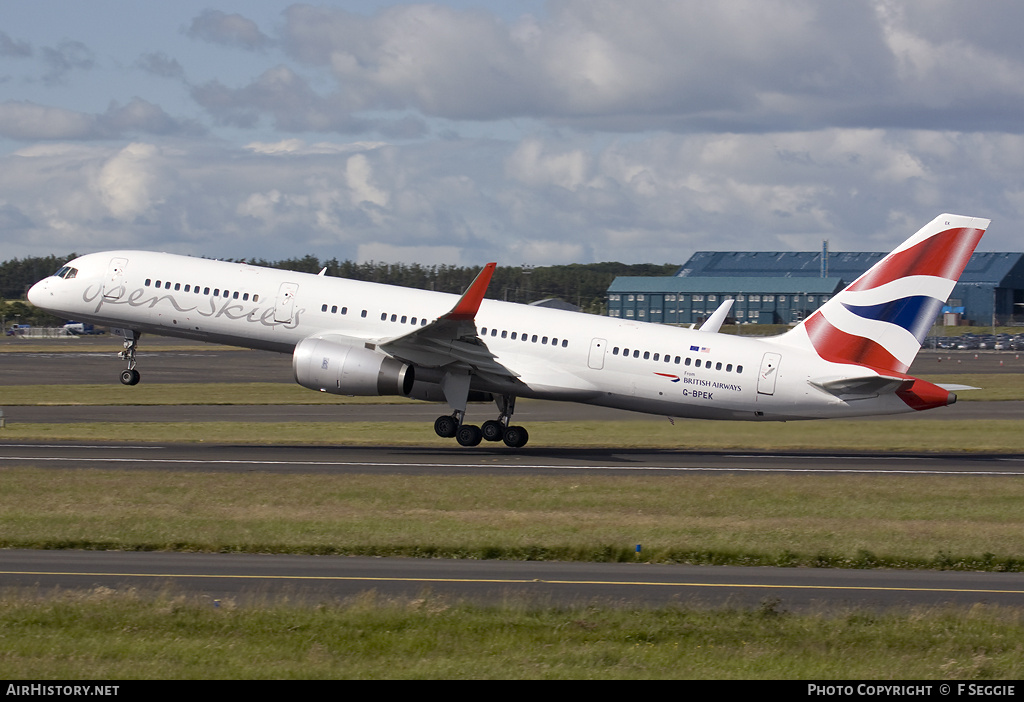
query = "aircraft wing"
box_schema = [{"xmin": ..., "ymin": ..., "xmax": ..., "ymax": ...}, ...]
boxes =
[{"xmin": 378, "ymin": 263, "xmax": 519, "ymax": 380}]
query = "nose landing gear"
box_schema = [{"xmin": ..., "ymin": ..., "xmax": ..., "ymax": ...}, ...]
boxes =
[{"xmin": 117, "ymin": 333, "xmax": 141, "ymax": 385}]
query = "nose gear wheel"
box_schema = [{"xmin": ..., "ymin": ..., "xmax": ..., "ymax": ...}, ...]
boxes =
[{"xmin": 117, "ymin": 335, "xmax": 141, "ymax": 385}]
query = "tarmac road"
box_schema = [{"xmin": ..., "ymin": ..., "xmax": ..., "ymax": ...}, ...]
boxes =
[
  {"xmin": 3, "ymin": 549, "xmax": 1024, "ymax": 610},
  {"xmin": 3, "ymin": 440, "xmax": 1024, "ymax": 476}
]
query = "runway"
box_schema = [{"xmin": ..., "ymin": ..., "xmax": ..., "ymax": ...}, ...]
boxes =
[
  {"xmin": 3, "ymin": 440, "xmax": 1024, "ymax": 475},
  {"xmin": 2, "ymin": 339, "xmax": 1024, "ymax": 611},
  {"xmin": 4, "ymin": 549, "xmax": 1024, "ymax": 610}
]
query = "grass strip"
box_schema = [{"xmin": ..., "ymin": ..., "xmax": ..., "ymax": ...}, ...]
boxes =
[
  {"xmin": 1, "ymin": 589, "xmax": 1022, "ymax": 679},
  {"xmin": 2, "ymin": 468, "xmax": 1023, "ymax": 570},
  {"xmin": 3, "ymin": 417, "xmax": 1023, "ymax": 452}
]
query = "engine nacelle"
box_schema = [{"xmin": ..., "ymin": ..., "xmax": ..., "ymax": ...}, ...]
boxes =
[{"xmin": 293, "ymin": 334, "xmax": 414, "ymax": 396}]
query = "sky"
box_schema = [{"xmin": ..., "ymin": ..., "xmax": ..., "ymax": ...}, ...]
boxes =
[{"xmin": 2, "ymin": 0, "xmax": 1023, "ymax": 267}]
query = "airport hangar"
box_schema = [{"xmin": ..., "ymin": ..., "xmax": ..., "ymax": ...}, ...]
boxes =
[{"xmin": 606, "ymin": 250, "xmax": 1024, "ymax": 328}]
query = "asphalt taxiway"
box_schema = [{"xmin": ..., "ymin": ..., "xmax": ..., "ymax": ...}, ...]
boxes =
[
  {"xmin": 3, "ymin": 440, "xmax": 1024, "ymax": 476},
  {"xmin": 4, "ymin": 549, "xmax": 1024, "ymax": 610}
]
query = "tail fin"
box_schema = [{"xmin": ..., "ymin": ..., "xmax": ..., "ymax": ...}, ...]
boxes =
[{"xmin": 782, "ymin": 213, "xmax": 989, "ymax": 374}]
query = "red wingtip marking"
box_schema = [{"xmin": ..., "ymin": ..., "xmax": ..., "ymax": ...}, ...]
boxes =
[{"xmin": 443, "ymin": 262, "xmax": 496, "ymax": 322}]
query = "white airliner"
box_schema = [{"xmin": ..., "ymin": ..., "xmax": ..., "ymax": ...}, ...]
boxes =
[{"xmin": 27, "ymin": 213, "xmax": 988, "ymax": 448}]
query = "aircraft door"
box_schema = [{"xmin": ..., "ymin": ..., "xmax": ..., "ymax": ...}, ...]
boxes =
[
  {"xmin": 103, "ymin": 257, "xmax": 129, "ymax": 300},
  {"xmin": 588, "ymin": 338, "xmax": 607, "ymax": 370},
  {"xmin": 274, "ymin": 282, "xmax": 299, "ymax": 323},
  {"xmin": 757, "ymin": 352, "xmax": 782, "ymax": 395}
]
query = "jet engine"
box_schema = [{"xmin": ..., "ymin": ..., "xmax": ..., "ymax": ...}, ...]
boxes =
[{"xmin": 293, "ymin": 334, "xmax": 414, "ymax": 396}]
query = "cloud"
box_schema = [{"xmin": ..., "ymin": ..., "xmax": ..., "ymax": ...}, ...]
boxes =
[
  {"xmin": 40, "ymin": 39, "xmax": 95, "ymax": 86},
  {"xmin": 2, "ymin": 131, "xmax": 1019, "ymax": 267},
  {"xmin": 0, "ymin": 102, "xmax": 97, "ymax": 140},
  {"xmin": 0, "ymin": 99, "xmax": 204, "ymax": 141},
  {"xmin": 356, "ymin": 242, "xmax": 466, "ymax": 266},
  {"xmin": 345, "ymin": 152, "xmax": 388, "ymax": 208},
  {"xmin": 191, "ymin": 64, "xmax": 427, "ymax": 136},
  {"xmin": 95, "ymin": 143, "xmax": 166, "ymax": 220},
  {"xmin": 135, "ymin": 52, "xmax": 187, "ymax": 81},
  {"xmin": 3, "ymin": 3, "xmax": 1023, "ymax": 267},
  {"xmin": 103, "ymin": 98, "xmax": 206, "ymax": 137},
  {"xmin": 172, "ymin": 2, "xmax": 1006, "ymax": 135},
  {"xmin": 186, "ymin": 9, "xmax": 275, "ymax": 52},
  {"xmin": 158, "ymin": 2, "xmax": 1024, "ymax": 141},
  {"xmin": 0, "ymin": 31, "xmax": 32, "ymax": 58}
]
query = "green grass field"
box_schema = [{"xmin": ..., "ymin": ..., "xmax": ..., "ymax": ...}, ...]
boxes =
[
  {"xmin": 3, "ymin": 589, "xmax": 1023, "ymax": 679},
  {"xmin": 3, "ymin": 372, "xmax": 1024, "ymax": 678},
  {"xmin": 2, "ymin": 468, "xmax": 1024, "ymax": 571}
]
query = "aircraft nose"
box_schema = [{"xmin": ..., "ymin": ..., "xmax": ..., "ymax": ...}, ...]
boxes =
[{"xmin": 26, "ymin": 279, "xmax": 48, "ymax": 306}]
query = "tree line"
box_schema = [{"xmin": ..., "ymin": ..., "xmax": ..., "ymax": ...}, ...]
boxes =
[{"xmin": 2, "ymin": 254, "xmax": 678, "ymax": 321}]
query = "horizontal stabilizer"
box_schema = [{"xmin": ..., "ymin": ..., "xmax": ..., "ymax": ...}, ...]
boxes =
[
  {"xmin": 810, "ymin": 373, "xmax": 911, "ymax": 398},
  {"xmin": 936, "ymin": 383, "xmax": 981, "ymax": 392},
  {"xmin": 811, "ymin": 372, "xmax": 956, "ymax": 410}
]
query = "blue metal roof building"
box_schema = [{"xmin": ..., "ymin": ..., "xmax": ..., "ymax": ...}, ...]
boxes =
[{"xmin": 608, "ymin": 251, "xmax": 1024, "ymax": 326}]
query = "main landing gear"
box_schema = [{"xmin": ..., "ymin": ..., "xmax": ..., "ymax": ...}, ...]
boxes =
[
  {"xmin": 118, "ymin": 333, "xmax": 141, "ymax": 386},
  {"xmin": 433, "ymin": 394, "xmax": 529, "ymax": 448}
]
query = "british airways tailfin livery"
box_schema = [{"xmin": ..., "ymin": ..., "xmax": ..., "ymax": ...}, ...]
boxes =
[{"xmin": 27, "ymin": 213, "xmax": 989, "ymax": 448}]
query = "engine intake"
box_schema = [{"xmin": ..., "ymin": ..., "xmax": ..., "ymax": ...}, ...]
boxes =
[{"xmin": 293, "ymin": 335, "xmax": 414, "ymax": 396}]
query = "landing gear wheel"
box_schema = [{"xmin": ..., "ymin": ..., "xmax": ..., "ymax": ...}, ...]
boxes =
[
  {"xmin": 434, "ymin": 415, "xmax": 459, "ymax": 438},
  {"xmin": 481, "ymin": 420, "xmax": 504, "ymax": 442},
  {"xmin": 117, "ymin": 333, "xmax": 141, "ymax": 386},
  {"xmin": 456, "ymin": 424, "xmax": 483, "ymax": 447},
  {"xmin": 502, "ymin": 425, "xmax": 529, "ymax": 448}
]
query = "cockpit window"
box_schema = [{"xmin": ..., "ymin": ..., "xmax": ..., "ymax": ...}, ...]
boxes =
[{"xmin": 53, "ymin": 266, "xmax": 79, "ymax": 279}]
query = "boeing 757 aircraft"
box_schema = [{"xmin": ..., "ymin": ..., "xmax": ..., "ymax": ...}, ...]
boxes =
[{"xmin": 27, "ymin": 213, "xmax": 988, "ymax": 448}]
